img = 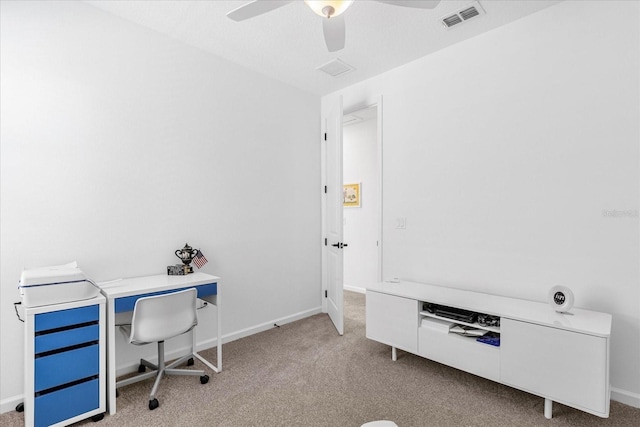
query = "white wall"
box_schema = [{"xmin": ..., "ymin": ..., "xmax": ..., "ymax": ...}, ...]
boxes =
[
  {"xmin": 343, "ymin": 116, "xmax": 378, "ymax": 291},
  {"xmin": 322, "ymin": 0, "xmax": 640, "ymax": 406},
  {"xmin": 0, "ymin": 0, "xmax": 321, "ymax": 410}
]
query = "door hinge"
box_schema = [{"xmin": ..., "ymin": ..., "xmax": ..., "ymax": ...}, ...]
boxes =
[
  {"xmin": 324, "ymin": 186, "xmax": 327, "ymax": 194},
  {"xmin": 324, "ymin": 133, "xmax": 327, "ymax": 141},
  {"xmin": 325, "ymin": 290, "xmax": 328, "ymax": 298},
  {"xmin": 324, "ymin": 238, "xmax": 327, "ymax": 246}
]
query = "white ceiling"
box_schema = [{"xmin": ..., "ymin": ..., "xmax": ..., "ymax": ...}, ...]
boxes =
[{"xmin": 84, "ymin": 0, "xmax": 562, "ymax": 96}]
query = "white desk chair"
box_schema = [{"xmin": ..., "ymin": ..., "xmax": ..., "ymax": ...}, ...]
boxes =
[{"xmin": 116, "ymin": 288, "xmax": 209, "ymax": 410}]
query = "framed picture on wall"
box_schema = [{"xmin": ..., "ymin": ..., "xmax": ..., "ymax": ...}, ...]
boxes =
[{"xmin": 343, "ymin": 183, "xmax": 361, "ymax": 208}]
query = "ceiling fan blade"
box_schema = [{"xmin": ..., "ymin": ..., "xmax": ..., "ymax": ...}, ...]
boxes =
[
  {"xmin": 373, "ymin": 0, "xmax": 441, "ymax": 9},
  {"xmin": 226, "ymin": 0, "xmax": 293, "ymax": 21},
  {"xmin": 322, "ymin": 15, "xmax": 345, "ymax": 52}
]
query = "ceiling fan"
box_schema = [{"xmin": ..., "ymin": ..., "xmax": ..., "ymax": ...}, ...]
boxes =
[{"xmin": 226, "ymin": 0, "xmax": 441, "ymax": 52}]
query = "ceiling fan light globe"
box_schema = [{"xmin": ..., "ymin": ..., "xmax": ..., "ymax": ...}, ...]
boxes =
[{"xmin": 304, "ymin": 0, "xmax": 354, "ymax": 18}]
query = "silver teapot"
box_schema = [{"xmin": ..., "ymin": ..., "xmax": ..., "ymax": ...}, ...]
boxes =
[{"xmin": 175, "ymin": 243, "xmax": 198, "ymax": 266}]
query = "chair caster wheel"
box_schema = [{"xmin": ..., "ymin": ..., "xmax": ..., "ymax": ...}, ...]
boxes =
[
  {"xmin": 91, "ymin": 413, "xmax": 105, "ymax": 422},
  {"xmin": 149, "ymin": 398, "xmax": 159, "ymax": 410},
  {"xmin": 187, "ymin": 357, "xmax": 194, "ymax": 366},
  {"xmin": 16, "ymin": 403, "xmax": 24, "ymax": 413},
  {"xmin": 138, "ymin": 364, "xmax": 146, "ymax": 373},
  {"xmin": 200, "ymin": 375, "xmax": 209, "ymax": 384}
]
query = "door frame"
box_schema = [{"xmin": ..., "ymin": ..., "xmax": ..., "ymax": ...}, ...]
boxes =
[
  {"xmin": 343, "ymin": 98, "xmax": 383, "ymax": 286},
  {"xmin": 322, "ymin": 95, "xmax": 383, "ymax": 318}
]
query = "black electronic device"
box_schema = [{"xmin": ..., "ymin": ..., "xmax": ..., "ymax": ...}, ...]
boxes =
[
  {"xmin": 433, "ymin": 305, "xmax": 477, "ymax": 323},
  {"xmin": 422, "ymin": 302, "xmax": 436, "ymax": 313}
]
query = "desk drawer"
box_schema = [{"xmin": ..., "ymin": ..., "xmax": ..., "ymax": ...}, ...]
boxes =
[
  {"xmin": 35, "ymin": 324, "xmax": 99, "ymax": 354},
  {"xmin": 35, "ymin": 305, "xmax": 99, "ymax": 332},
  {"xmin": 35, "ymin": 344, "xmax": 99, "ymax": 392},
  {"xmin": 114, "ymin": 283, "xmax": 217, "ymax": 312},
  {"xmin": 35, "ymin": 378, "xmax": 99, "ymax": 427}
]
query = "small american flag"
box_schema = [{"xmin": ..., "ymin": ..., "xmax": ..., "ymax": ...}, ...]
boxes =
[{"xmin": 193, "ymin": 249, "xmax": 208, "ymax": 269}]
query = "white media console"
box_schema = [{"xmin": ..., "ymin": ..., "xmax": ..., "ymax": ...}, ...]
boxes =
[{"xmin": 366, "ymin": 280, "xmax": 612, "ymax": 419}]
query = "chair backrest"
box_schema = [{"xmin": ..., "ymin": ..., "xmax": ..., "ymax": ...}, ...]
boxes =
[{"xmin": 129, "ymin": 288, "xmax": 198, "ymax": 345}]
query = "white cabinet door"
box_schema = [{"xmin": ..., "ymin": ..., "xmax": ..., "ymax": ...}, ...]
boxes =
[
  {"xmin": 366, "ymin": 291, "xmax": 418, "ymax": 353},
  {"xmin": 500, "ymin": 318, "xmax": 609, "ymax": 416}
]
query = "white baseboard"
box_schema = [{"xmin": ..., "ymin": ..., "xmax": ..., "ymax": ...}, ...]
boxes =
[
  {"xmin": 7, "ymin": 303, "xmax": 636, "ymax": 415},
  {"xmin": 0, "ymin": 396, "xmax": 23, "ymax": 416},
  {"xmin": 118, "ymin": 305, "xmax": 323, "ymax": 377},
  {"xmin": 611, "ymin": 386, "xmax": 640, "ymax": 408},
  {"xmin": 344, "ymin": 285, "xmax": 365, "ymax": 294},
  {"xmin": 217, "ymin": 306, "xmax": 322, "ymax": 345},
  {"xmin": 1, "ymin": 306, "xmax": 323, "ymax": 415}
]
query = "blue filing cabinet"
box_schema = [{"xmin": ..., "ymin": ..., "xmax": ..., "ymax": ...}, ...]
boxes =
[{"xmin": 24, "ymin": 295, "xmax": 106, "ymax": 427}]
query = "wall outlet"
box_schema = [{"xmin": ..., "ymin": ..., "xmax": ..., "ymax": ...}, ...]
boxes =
[{"xmin": 396, "ymin": 217, "xmax": 406, "ymax": 229}]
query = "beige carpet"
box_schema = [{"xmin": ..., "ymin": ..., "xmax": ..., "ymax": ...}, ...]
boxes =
[{"xmin": 3, "ymin": 291, "xmax": 639, "ymax": 426}]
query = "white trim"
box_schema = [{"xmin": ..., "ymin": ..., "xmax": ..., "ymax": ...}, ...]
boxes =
[
  {"xmin": 611, "ymin": 387, "xmax": 640, "ymax": 408},
  {"xmin": 115, "ymin": 306, "xmax": 322, "ymax": 379},
  {"xmin": 0, "ymin": 396, "xmax": 24, "ymax": 416},
  {"xmin": 213, "ymin": 306, "xmax": 322, "ymax": 345},
  {"xmin": 343, "ymin": 95, "xmax": 384, "ymax": 283},
  {"xmin": 375, "ymin": 95, "xmax": 383, "ymax": 282},
  {"xmin": 0, "ymin": 305, "xmax": 323, "ymax": 415},
  {"xmin": 344, "ymin": 284, "xmax": 366, "ymax": 294},
  {"xmin": 321, "ymin": 114, "xmax": 328, "ymax": 314},
  {"xmin": 3, "ymin": 310, "xmax": 638, "ymax": 414}
]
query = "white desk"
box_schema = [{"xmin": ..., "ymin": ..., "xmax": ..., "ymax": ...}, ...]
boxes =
[{"xmin": 99, "ymin": 272, "xmax": 221, "ymax": 415}]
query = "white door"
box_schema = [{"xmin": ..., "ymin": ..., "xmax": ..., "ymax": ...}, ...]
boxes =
[{"xmin": 324, "ymin": 96, "xmax": 344, "ymax": 335}]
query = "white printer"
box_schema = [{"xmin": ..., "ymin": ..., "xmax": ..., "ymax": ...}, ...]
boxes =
[{"xmin": 19, "ymin": 261, "xmax": 100, "ymax": 308}]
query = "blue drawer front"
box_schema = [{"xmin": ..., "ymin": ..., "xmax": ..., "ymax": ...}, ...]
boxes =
[
  {"xmin": 35, "ymin": 305, "xmax": 99, "ymax": 332},
  {"xmin": 115, "ymin": 283, "xmax": 217, "ymax": 312},
  {"xmin": 34, "ymin": 378, "xmax": 99, "ymax": 427},
  {"xmin": 35, "ymin": 345, "xmax": 99, "ymax": 392},
  {"xmin": 35, "ymin": 324, "xmax": 99, "ymax": 354}
]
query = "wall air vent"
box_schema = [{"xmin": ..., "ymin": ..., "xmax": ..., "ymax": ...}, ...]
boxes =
[
  {"xmin": 441, "ymin": 1, "xmax": 485, "ymax": 29},
  {"xmin": 316, "ymin": 58, "xmax": 355, "ymax": 77}
]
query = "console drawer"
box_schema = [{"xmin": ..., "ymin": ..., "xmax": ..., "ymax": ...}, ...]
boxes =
[{"xmin": 418, "ymin": 325, "xmax": 500, "ymax": 381}]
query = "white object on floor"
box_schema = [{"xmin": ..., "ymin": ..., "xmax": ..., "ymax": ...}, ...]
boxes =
[{"xmin": 361, "ymin": 421, "xmax": 398, "ymax": 427}]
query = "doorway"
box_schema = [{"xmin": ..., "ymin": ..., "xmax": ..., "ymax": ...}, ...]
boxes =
[
  {"xmin": 322, "ymin": 96, "xmax": 382, "ymax": 335},
  {"xmin": 342, "ymin": 105, "xmax": 381, "ymax": 293}
]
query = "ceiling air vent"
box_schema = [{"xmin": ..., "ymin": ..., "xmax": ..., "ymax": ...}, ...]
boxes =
[
  {"xmin": 316, "ymin": 58, "xmax": 355, "ymax": 77},
  {"xmin": 441, "ymin": 1, "xmax": 485, "ymax": 29},
  {"xmin": 442, "ymin": 14, "xmax": 462, "ymax": 28}
]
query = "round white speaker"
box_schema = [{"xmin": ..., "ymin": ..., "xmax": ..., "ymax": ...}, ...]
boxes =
[{"xmin": 548, "ymin": 285, "xmax": 574, "ymax": 313}]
